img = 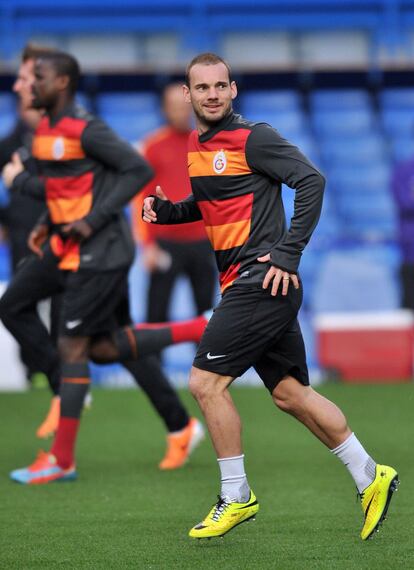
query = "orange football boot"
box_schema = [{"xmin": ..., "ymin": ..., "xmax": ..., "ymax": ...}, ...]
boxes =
[
  {"xmin": 36, "ymin": 396, "xmax": 60, "ymax": 438},
  {"xmin": 159, "ymin": 417, "xmax": 205, "ymax": 470}
]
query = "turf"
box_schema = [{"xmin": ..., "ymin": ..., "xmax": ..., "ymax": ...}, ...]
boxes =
[{"xmin": 0, "ymin": 383, "xmax": 413, "ymax": 569}]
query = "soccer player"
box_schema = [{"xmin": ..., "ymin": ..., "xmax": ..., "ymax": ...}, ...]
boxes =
[
  {"xmin": 0, "ymin": 44, "xmax": 63, "ymax": 437},
  {"xmin": 1, "ymin": 50, "xmax": 205, "ymax": 483},
  {"xmin": 143, "ymin": 53, "xmax": 399, "ymax": 541}
]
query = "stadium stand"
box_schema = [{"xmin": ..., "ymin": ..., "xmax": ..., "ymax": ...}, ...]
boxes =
[{"xmin": 1, "ymin": 0, "xmax": 412, "ymax": 379}]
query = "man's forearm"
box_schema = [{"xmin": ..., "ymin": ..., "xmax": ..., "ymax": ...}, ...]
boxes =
[{"xmin": 152, "ymin": 195, "xmax": 202, "ymax": 225}]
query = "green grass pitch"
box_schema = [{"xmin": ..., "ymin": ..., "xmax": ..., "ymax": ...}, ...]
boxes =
[{"xmin": 0, "ymin": 383, "xmax": 413, "ymax": 569}]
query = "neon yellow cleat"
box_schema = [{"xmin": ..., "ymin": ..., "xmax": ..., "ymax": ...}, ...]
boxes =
[
  {"xmin": 189, "ymin": 490, "xmax": 259, "ymax": 539},
  {"xmin": 360, "ymin": 464, "xmax": 399, "ymax": 540}
]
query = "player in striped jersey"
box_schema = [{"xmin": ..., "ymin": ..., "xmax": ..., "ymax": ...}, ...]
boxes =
[{"xmin": 143, "ymin": 53, "xmax": 399, "ymax": 541}]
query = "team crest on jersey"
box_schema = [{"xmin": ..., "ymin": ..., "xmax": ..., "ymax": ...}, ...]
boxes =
[
  {"xmin": 52, "ymin": 137, "xmax": 65, "ymax": 159},
  {"xmin": 213, "ymin": 150, "xmax": 227, "ymax": 174}
]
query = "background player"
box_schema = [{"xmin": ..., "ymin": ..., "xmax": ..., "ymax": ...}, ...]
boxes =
[
  {"xmin": 2, "ymin": 50, "xmax": 204, "ymax": 483},
  {"xmin": 132, "ymin": 82, "xmax": 216, "ymax": 336}
]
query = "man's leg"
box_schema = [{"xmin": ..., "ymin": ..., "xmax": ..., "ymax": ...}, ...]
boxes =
[
  {"xmin": 10, "ymin": 335, "xmax": 90, "ymax": 484},
  {"xmin": 49, "ymin": 336, "xmax": 91, "ymax": 470},
  {"xmin": 187, "ymin": 365, "xmax": 258, "ymax": 538},
  {"xmin": 271, "ymin": 376, "xmax": 399, "ymax": 539},
  {"xmin": 111, "ymin": 314, "xmax": 208, "ymax": 361},
  {"xmin": 0, "ymin": 250, "xmax": 62, "ymax": 395},
  {"xmin": 146, "ymin": 241, "xmax": 178, "ymax": 324},
  {"xmin": 89, "ymin": 332, "xmax": 206, "ymax": 470},
  {"xmin": 184, "ymin": 240, "xmax": 217, "ymax": 315},
  {"xmin": 272, "ymin": 376, "xmax": 351, "ymax": 448}
]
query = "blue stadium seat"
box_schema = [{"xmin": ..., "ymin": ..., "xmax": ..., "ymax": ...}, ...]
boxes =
[
  {"xmin": 312, "ymin": 109, "xmax": 376, "ymax": 136},
  {"xmin": 97, "ymin": 92, "xmax": 159, "ymax": 115},
  {"xmin": 0, "ymin": 114, "xmax": 16, "ymax": 138},
  {"xmin": 310, "ymin": 247, "xmax": 401, "ymax": 312},
  {"xmin": 310, "ymin": 89, "xmax": 371, "ymax": 111},
  {"xmin": 379, "ymin": 88, "xmax": 414, "ymax": 109},
  {"xmin": 337, "ymin": 189, "xmax": 395, "ymax": 218},
  {"xmin": 0, "ymin": 93, "xmax": 16, "ymax": 114},
  {"xmin": 241, "ymin": 90, "xmax": 301, "ymax": 114},
  {"xmin": 100, "ymin": 111, "xmax": 162, "ymax": 142},
  {"xmin": 336, "ymin": 190, "xmax": 397, "ymax": 240},
  {"xmin": 329, "ymin": 163, "xmax": 391, "ymax": 194},
  {"xmin": 283, "ymin": 132, "xmax": 320, "ymax": 164},
  {"xmin": 389, "ymin": 136, "xmax": 414, "ymax": 162},
  {"xmin": 246, "ymin": 109, "xmax": 306, "ymax": 136},
  {"xmin": 320, "ymin": 134, "xmax": 387, "ymax": 164},
  {"xmin": 381, "ymin": 109, "xmax": 414, "ymax": 137}
]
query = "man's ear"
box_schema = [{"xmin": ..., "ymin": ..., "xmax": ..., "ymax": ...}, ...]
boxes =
[
  {"xmin": 183, "ymin": 84, "xmax": 191, "ymax": 104},
  {"xmin": 57, "ymin": 75, "xmax": 70, "ymax": 92},
  {"xmin": 231, "ymin": 81, "xmax": 238, "ymax": 100}
]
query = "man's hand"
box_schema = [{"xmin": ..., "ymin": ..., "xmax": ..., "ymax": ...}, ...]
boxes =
[
  {"xmin": 257, "ymin": 253, "xmax": 300, "ymax": 296},
  {"xmin": 2, "ymin": 152, "xmax": 24, "ymax": 189},
  {"xmin": 62, "ymin": 219, "xmax": 93, "ymax": 242},
  {"xmin": 28, "ymin": 224, "xmax": 49, "ymax": 258},
  {"xmin": 141, "ymin": 241, "xmax": 171, "ymax": 272},
  {"xmin": 142, "ymin": 185, "xmax": 168, "ymax": 223}
]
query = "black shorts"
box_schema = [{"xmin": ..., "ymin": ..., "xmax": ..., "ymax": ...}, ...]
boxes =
[
  {"xmin": 193, "ymin": 284, "xmax": 309, "ymax": 392},
  {"xmin": 61, "ymin": 269, "xmax": 130, "ymax": 337}
]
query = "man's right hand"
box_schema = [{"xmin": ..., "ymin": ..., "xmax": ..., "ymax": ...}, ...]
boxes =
[
  {"xmin": 28, "ymin": 224, "xmax": 49, "ymax": 258},
  {"xmin": 142, "ymin": 185, "xmax": 168, "ymax": 223}
]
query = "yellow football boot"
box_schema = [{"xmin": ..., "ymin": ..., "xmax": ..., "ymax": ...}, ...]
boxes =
[
  {"xmin": 360, "ymin": 464, "xmax": 399, "ymax": 540},
  {"xmin": 189, "ymin": 490, "xmax": 259, "ymax": 539}
]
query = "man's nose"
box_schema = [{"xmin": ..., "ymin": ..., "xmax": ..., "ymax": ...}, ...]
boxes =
[{"xmin": 207, "ymin": 87, "xmax": 219, "ymax": 99}]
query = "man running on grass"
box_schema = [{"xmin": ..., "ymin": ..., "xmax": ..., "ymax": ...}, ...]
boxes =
[{"xmin": 142, "ymin": 52, "xmax": 399, "ymax": 541}]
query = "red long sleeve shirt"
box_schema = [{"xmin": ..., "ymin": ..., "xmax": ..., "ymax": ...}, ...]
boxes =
[{"xmin": 132, "ymin": 125, "xmax": 207, "ymax": 244}]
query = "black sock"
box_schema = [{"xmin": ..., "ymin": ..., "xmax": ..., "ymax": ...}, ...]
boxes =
[{"xmin": 123, "ymin": 356, "xmax": 189, "ymax": 432}]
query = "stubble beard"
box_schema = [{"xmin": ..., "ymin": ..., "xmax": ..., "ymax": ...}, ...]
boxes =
[{"xmin": 193, "ymin": 101, "xmax": 232, "ymax": 130}]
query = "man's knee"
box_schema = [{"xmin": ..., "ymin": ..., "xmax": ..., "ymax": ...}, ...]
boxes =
[
  {"xmin": 58, "ymin": 336, "xmax": 89, "ymax": 363},
  {"xmin": 272, "ymin": 376, "xmax": 310, "ymax": 414},
  {"xmin": 189, "ymin": 367, "xmax": 230, "ymax": 402},
  {"xmin": 0, "ymin": 288, "xmax": 23, "ymax": 328}
]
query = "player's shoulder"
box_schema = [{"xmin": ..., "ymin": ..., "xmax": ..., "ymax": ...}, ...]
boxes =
[
  {"xmin": 230, "ymin": 114, "xmax": 275, "ymax": 141},
  {"xmin": 230, "ymin": 113, "xmax": 267, "ymax": 130}
]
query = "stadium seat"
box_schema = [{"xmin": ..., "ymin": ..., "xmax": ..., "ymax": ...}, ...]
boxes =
[
  {"xmin": 241, "ymin": 90, "xmax": 301, "ymax": 114},
  {"xmin": 100, "ymin": 111, "xmax": 162, "ymax": 142},
  {"xmin": 320, "ymin": 134, "xmax": 387, "ymax": 164},
  {"xmin": 312, "ymin": 108, "xmax": 376, "ymax": 136},
  {"xmin": 337, "ymin": 189, "xmax": 395, "ymax": 218},
  {"xmin": 245, "ymin": 109, "xmax": 306, "ymax": 136},
  {"xmin": 381, "ymin": 109, "xmax": 414, "ymax": 137},
  {"xmin": 0, "ymin": 93, "xmax": 16, "ymax": 114},
  {"xmin": 389, "ymin": 136, "xmax": 414, "ymax": 162},
  {"xmin": 97, "ymin": 92, "xmax": 159, "ymax": 115},
  {"xmin": 329, "ymin": 163, "xmax": 390, "ymax": 191},
  {"xmin": 310, "ymin": 248, "xmax": 401, "ymax": 312},
  {"xmin": 310, "ymin": 89, "xmax": 371, "ymax": 111},
  {"xmin": 0, "ymin": 114, "xmax": 16, "ymax": 138},
  {"xmin": 379, "ymin": 88, "xmax": 414, "ymax": 109}
]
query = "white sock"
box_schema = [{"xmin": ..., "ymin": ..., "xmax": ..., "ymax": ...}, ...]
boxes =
[
  {"xmin": 331, "ymin": 432, "xmax": 377, "ymax": 493},
  {"xmin": 218, "ymin": 454, "xmax": 250, "ymax": 503}
]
